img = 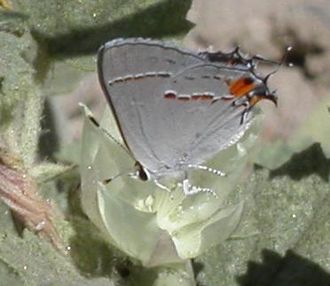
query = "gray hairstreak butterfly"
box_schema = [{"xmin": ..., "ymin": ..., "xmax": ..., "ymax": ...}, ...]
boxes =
[{"xmin": 96, "ymin": 38, "xmax": 276, "ymax": 194}]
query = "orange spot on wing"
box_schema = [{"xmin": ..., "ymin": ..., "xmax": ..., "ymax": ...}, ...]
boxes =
[{"xmin": 229, "ymin": 77, "xmax": 256, "ymax": 98}]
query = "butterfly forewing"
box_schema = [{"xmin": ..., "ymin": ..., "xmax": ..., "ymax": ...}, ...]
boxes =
[{"xmin": 98, "ymin": 39, "xmax": 206, "ymax": 176}]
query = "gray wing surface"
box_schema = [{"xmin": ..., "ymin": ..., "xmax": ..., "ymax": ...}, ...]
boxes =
[{"xmin": 98, "ymin": 38, "xmax": 208, "ymax": 175}]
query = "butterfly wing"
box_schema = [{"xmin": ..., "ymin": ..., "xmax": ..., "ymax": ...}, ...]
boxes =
[
  {"xmin": 98, "ymin": 38, "xmax": 264, "ymax": 178},
  {"xmin": 146, "ymin": 63, "xmax": 255, "ymax": 169},
  {"xmin": 97, "ymin": 38, "xmax": 207, "ymax": 175}
]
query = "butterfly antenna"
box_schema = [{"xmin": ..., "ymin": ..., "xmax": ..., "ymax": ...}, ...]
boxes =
[
  {"xmin": 263, "ymin": 46, "xmax": 293, "ymax": 84},
  {"xmin": 86, "ymin": 113, "xmax": 132, "ymax": 158}
]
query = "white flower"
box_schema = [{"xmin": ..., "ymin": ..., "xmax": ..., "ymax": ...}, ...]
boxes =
[{"xmin": 80, "ymin": 104, "xmax": 258, "ymax": 267}]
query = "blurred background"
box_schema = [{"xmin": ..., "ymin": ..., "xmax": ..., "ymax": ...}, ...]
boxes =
[{"xmin": 0, "ymin": 0, "xmax": 330, "ymax": 285}]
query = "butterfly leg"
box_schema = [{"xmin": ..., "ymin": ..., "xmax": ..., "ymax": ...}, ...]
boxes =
[
  {"xmin": 240, "ymin": 106, "xmax": 251, "ymax": 124},
  {"xmin": 81, "ymin": 103, "xmax": 130, "ymax": 155},
  {"xmin": 153, "ymin": 179, "xmax": 172, "ymax": 192},
  {"xmin": 232, "ymin": 98, "xmax": 251, "ymax": 124}
]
